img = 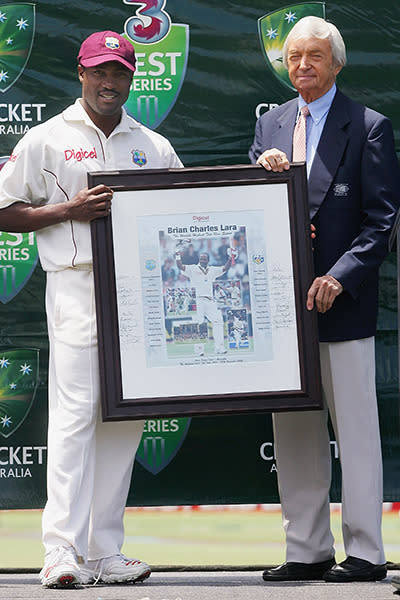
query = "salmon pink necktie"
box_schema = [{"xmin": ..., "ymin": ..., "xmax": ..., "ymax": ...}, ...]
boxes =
[{"xmin": 292, "ymin": 105, "xmax": 310, "ymax": 162}]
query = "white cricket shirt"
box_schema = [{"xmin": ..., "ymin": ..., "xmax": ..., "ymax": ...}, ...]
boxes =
[
  {"xmin": 0, "ymin": 99, "xmax": 183, "ymax": 271},
  {"xmin": 184, "ymin": 264, "xmax": 225, "ymax": 298}
]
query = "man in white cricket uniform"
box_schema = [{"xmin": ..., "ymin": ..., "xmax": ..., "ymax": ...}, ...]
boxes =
[
  {"xmin": 230, "ymin": 282, "xmax": 241, "ymax": 306},
  {"xmin": 0, "ymin": 31, "xmax": 182, "ymax": 588},
  {"xmin": 232, "ymin": 315, "xmax": 245, "ymax": 348},
  {"xmin": 176, "ymin": 251, "xmax": 231, "ymax": 354},
  {"xmin": 214, "ymin": 283, "xmax": 228, "ymax": 306},
  {"xmin": 167, "ymin": 292, "xmax": 175, "ymax": 313}
]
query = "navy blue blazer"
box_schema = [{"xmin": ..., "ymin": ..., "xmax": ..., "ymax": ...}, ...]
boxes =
[{"xmin": 249, "ymin": 89, "xmax": 400, "ymax": 342}]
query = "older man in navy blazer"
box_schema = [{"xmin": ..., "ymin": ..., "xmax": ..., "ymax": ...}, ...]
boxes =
[{"xmin": 250, "ymin": 16, "xmax": 400, "ymax": 583}]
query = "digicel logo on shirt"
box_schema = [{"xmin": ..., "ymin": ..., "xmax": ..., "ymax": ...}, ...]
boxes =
[{"xmin": 64, "ymin": 147, "xmax": 97, "ymax": 162}]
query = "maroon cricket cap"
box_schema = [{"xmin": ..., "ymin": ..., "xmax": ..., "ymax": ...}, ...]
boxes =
[{"xmin": 77, "ymin": 31, "xmax": 136, "ymax": 72}]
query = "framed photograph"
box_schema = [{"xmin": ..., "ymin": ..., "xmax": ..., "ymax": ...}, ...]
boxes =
[{"xmin": 89, "ymin": 164, "xmax": 322, "ymax": 420}]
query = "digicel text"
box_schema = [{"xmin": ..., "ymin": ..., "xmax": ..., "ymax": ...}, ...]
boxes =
[{"xmin": 64, "ymin": 147, "xmax": 97, "ymax": 162}]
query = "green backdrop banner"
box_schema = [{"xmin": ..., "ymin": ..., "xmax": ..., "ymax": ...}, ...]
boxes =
[{"xmin": 0, "ymin": 0, "xmax": 399, "ymax": 508}]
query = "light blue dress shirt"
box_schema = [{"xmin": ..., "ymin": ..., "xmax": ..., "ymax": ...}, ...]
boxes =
[{"xmin": 298, "ymin": 83, "xmax": 337, "ymax": 177}]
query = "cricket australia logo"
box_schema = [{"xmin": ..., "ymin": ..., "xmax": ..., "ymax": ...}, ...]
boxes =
[
  {"xmin": 123, "ymin": 0, "xmax": 189, "ymax": 129},
  {"xmin": 0, "ymin": 3, "xmax": 35, "ymax": 93},
  {"xmin": 0, "ymin": 228, "xmax": 38, "ymax": 303},
  {"xmin": 257, "ymin": 2, "xmax": 325, "ymax": 91},
  {"xmin": 0, "ymin": 348, "xmax": 39, "ymax": 439},
  {"xmin": 136, "ymin": 417, "xmax": 191, "ymax": 475}
]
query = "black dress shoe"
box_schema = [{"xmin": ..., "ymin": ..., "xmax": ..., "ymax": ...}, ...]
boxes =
[
  {"xmin": 323, "ymin": 556, "xmax": 387, "ymax": 582},
  {"xmin": 262, "ymin": 558, "xmax": 336, "ymax": 581},
  {"xmin": 391, "ymin": 574, "xmax": 400, "ymax": 591}
]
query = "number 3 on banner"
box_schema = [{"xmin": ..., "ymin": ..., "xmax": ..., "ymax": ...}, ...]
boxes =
[{"xmin": 124, "ymin": 0, "xmax": 171, "ymax": 44}]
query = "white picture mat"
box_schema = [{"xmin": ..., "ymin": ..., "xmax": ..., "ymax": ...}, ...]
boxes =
[{"xmin": 111, "ymin": 183, "xmax": 301, "ymax": 399}]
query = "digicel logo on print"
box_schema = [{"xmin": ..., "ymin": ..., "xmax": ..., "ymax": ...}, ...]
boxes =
[{"xmin": 64, "ymin": 147, "xmax": 97, "ymax": 162}]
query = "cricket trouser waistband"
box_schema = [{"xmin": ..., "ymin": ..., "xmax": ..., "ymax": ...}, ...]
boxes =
[{"xmin": 68, "ymin": 264, "xmax": 93, "ymax": 271}]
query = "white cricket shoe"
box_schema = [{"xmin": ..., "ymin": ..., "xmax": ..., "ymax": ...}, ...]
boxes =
[
  {"xmin": 39, "ymin": 545, "xmax": 81, "ymax": 588},
  {"xmin": 80, "ymin": 553, "xmax": 151, "ymax": 584}
]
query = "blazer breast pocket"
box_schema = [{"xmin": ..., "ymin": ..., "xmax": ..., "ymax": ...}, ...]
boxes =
[{"xmin": 327, "ymin": 182, "xmax": 356, "ymax": 209}]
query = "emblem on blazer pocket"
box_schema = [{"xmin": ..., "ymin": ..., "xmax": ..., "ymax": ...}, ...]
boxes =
[{"xmin": 333, "ymin": 183, "xmax": 350, "ymax": 197}]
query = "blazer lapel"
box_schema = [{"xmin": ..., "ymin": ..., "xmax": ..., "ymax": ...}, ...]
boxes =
[
  {"xmin": 308, "ymin": 90, "xmax": 351, "ymax": 219},
  {"xmin": 272, "ymin": 99, "xmax": 297, "ymax": 158}
]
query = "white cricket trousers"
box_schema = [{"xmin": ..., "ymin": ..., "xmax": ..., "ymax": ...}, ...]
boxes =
[
  {"xmin": 272, "ymin": 337, "xmax": 385, "ymax": 565},
  {"xmin": 42, "ymin": 268, "xmax": 144, "ymax": 561}
]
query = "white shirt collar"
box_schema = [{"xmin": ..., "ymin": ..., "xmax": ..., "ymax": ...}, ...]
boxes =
[{"xmin": 63, "ymin": 99, "xmax": 140, "ymax": 133}]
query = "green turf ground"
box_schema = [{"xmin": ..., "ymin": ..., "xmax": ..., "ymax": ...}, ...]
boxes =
[
  {"xmin": 166, "ymin": 338, "xmax": 254, "ymax": 358},
  {"xmin": 1, "ymin": 508, "xmax": 400, "ymax": 569}
]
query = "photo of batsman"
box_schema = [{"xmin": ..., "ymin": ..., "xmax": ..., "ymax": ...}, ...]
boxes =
[{"xmin": 159, "ymin": 229, "xmax": 253, "ymax": 359}]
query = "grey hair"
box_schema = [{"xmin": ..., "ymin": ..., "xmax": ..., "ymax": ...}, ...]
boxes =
[{"xmin": 282, "ymin": 16, "xmax": 347, "ymax": 69}]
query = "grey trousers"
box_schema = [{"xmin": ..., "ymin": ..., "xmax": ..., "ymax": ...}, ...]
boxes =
[{"xmin": 272, "ymin": 337, "xmax": 385, "ymax": 565}]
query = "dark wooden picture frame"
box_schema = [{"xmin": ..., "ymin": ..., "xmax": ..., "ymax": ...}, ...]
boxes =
[{"xmin": 89, "ymin": 164, "xmax": 322, "ymax": 420}]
